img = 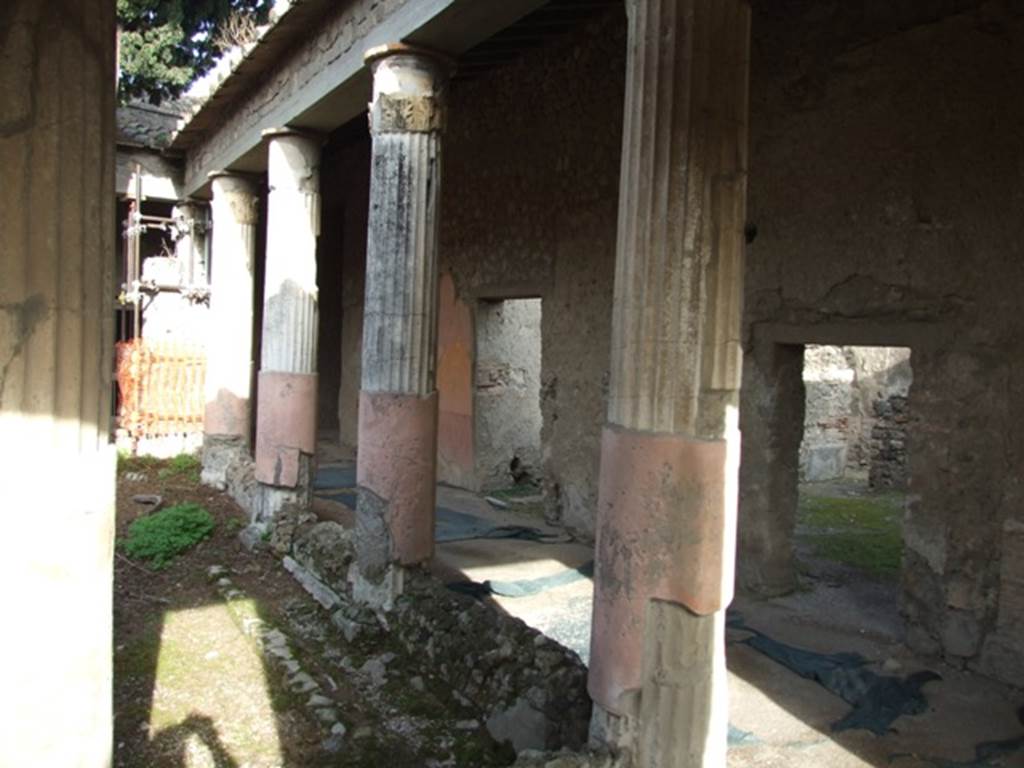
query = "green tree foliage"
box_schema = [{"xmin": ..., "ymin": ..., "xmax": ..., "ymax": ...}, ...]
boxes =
[{"xmin": 118, "ymin": 0, "xmax": 273, "ymax": 104}]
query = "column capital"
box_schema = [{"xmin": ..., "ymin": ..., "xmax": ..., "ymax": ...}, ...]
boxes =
[
  {"xmin": 263, "ymin": 129, "xmax": 321, "ymax": 192},
  {"xmin": 207, "ymin": 170, "xmax": 259, "ymax": 194},
  {"xmin": 207, "ymin": 168, "xmax": 258, "ymax": 181},
  {"xmin": 365, "ymin": 43, "xmax": 453, "ymax": 134},
  {"xmin": 364, "ymin": 42, "xmax": 455, "ymax": 72},
  {"xmin": 261, "ymin": 126, "xmax": 324, "ymax": 144},
  {"xmin": 208, "ymin": 171, "xmax": 259, "ymax": 226}
]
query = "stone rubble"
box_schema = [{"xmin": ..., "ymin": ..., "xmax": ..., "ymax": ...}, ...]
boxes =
[
  {"xmin": 206, "ymin": 565, "xmax": 343, "ymax": 739},
  {"xmin": 274, "ymin": 518, "xmax": 593, "ymax": 754}
]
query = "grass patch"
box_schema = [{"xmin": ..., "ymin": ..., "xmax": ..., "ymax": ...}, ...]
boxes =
[
  {"xmin": 121, "ymin": 502, "xmax": 215, "ymax": 569},
  {"xmin": 116, "ymin": 452, "xmax": 201, "ymax": 484},
  {"xmin": 157, "ymin": 453, "xmax": 201, "ymax": 483},
  {"xmin": 797, "ymin": 491, "xmax": 904, "ymax": 580},
  {"xmin": 117, "ymin": 451, "xmax": 162, "ymax": 474}
]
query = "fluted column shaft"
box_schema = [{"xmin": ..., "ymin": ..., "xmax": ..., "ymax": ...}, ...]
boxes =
[
  {"xmin": 204, "ymin": 174, "xmax": 258, "ymax": 443},
  {"xmin": 0, "ymin": 0, "xmax": 116, "ymax": 763},
  {"xmin": 254, "ymin": 130, "xmax": 321, "ymax": 491},
  {"xmin": 588, "ymin": 1, "xmax": 750, "ymax": 765},
  {"xmin": 262, "ymin": 131, "xmax": 321, "ymax": 373},
  {"xmin": 202, "ymin": 173, "xmax": 258, "ymax": 488},
  {"xmin": 355, "ymin": 45, "xmax": 451, "ymax": 597},
  {"xmin": 361, "ymin": 49, "xmax": 447, "ymax": 395}
]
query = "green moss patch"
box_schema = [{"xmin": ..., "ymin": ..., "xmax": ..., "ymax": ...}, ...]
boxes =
[{"xmin": 797, "ymin": 491, "xmax": 904, "ymax": 580}]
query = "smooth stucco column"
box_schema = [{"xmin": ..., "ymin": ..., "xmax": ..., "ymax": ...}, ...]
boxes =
[
  {"xmin": 253, "ymin": 129, "xmax": 321, "ymax": 508},
  {"xmin": 0, "ymin": 0, "xmax": 116, "ymax": 764},
  {"xmin": 354, "ymin": 44, "xmax": 451, "ymax": 604},
  {"xmin": 202, "ymin": 172, "xmax": 258, "ymax": 487},
  {"xmin": 588, "ymin": 0, "xmax": 751, "ymax": 765}
]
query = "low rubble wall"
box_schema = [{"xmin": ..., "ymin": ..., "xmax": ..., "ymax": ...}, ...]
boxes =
[{"xmin": 263, "ymin": 517, "xmax": 593, "ymax": 754}]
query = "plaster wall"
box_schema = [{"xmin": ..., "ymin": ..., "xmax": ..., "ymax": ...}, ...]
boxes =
[
  {"xmin": 439, "ymin": 9, "xmax": 626, "ymax": 534},
  {"xmin": 739, "ymin": 0, "xmax": 1024, "ymax": 680},
  {"xmin": 117, "ymin": 147, "xmax": 183, "ymax": 200},
  {"xmin": 437, "ymin": 273, "xmax": 476, "ymax": 489},
  {"xmin": 316, "ymin": 139, "xmax": 347, "ymax": 432},
  {"xmin": 475, "ymin": 298, "xmax": 543, "ymax": 491},
  {"xmin": 332, "ymin": 132, "xmax": 371, "ymax": 456}
]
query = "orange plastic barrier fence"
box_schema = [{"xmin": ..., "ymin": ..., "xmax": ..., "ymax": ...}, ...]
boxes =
[{"xmin": 116, "ymin": 339, "xmax": 206, "ymax": 438}]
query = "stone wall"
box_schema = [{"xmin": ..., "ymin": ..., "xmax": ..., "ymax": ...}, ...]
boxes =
[
  {"xmin": 870, "ymin": 394, "xmax": 910, "ymax": 489},
  {"xmin": 800, "ymin": 345, "xmax": 911, "ymax": 485},
  {"xmin": 475, "ymin": 299, "xmax": 543, "ymax": 490},
  {"xmin": 278, "ymin": 521, "xmax": 592, "ymax": 753},
  {"xmin": 738, "ymin": 0, "xmax": 1024, "ymax": 682}
]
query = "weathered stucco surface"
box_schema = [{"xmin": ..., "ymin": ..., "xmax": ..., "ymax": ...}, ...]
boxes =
[
  {"xmin": 313, "ymin": 0, "xmax": 1024, "ymax": 686},
  {"xmin": 437, "ymin": 272, "xmax": 476, "ymax": 488},
  {"xmin": 475, "ymin": 298, "xmax": 543, "ymax": 490},
  {"xmin": 440, "ymin": 9, "xmax": 626, "ymax": 533},
  {"xmin": 0, "ymin": 0, "xmax": 116, "ymax": 764},
  {"xmin": 330, "ymin": 131, "xmax": 371, "ymax": 456},
  {"xmin": 739, "ymin": 0, "xmax": 1024, "ymax": 679}
]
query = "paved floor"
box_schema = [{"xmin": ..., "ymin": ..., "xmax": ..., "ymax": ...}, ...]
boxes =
[{"xmin": 312, "ymin": 451, "xmax": 1024, "ymax": 767}]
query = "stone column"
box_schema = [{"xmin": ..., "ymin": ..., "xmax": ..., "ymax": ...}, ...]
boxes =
[
  {"xmin": 354, "ymin": 44, "xmax": 451, "ymax": 606},
  {"xmin": 202, "ymin": 172, "xmax": 259, "ymax": 487},
  {"xmin": 253, "ymin": 129, "xmax": 322, "ymax": 519},
  {"xmin": 172, "ymin": 200, "xmax": 208, "ymax": 285},
  {"xmin": 1, "ymin": 0, "xmax": 116, "ymax": 764},
  {"xmin": 588, "ymin": 0, "xmax": 751, "ymax": 765}
]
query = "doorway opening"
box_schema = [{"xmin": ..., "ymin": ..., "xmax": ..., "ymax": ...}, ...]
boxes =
[
  {"xmin": 474, "ymin": 298, "xmax": 543, "ymax": 494},
  {"xmin": 795, "ymin": 344, "xmax": 912, "ymax": 638}
]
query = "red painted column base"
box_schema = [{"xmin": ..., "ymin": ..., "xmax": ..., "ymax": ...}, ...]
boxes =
[
  {"xmin": 254, "ymin": 371, "xmax": 318, "ymax": 487},
  {"xmin": 588, "ymin": 424, "xmax": 737, "ymax": 714},
  {"xmin": 357, "ymin": 390, "xmax": 439, "ymax": 566},
  {"xmin": 204, "ymin": 391, "xmax": 250, "ymax": 442}
]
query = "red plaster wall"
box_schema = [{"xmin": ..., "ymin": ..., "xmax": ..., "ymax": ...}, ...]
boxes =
[{"xmin": 436, "ymin": 273, "xmax": 476, "ymax": 489}]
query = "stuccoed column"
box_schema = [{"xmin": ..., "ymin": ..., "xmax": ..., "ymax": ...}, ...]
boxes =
[
  {"xmin": 202, "ymin": 172, "xmax": 258, "ymax": 487},
  {"xmin": 588, "ymin": 0, "xmax": 751, "ymax": 765},
  {"xmin": 354, "ymin": 44, "xmax": 452, "ymax": 606},
  {"xmin": 173, "ymin": 200, "xmax": 210, "ymax": 285},
  {"xmin": 172, "ymin": 201, "xmax": 197, "ymax": 271},
  {"xmin": 1, "ymin": 0, "xmax": 116, "ymax": 762},
  {"xmin": 254, "ymin": 128, "xmax": 322, "ymax": 519}
]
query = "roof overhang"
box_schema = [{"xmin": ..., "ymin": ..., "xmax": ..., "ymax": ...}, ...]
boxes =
[{"xmin": 173, "ymin": 0, "xmax": 551, "ymax": 198}]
